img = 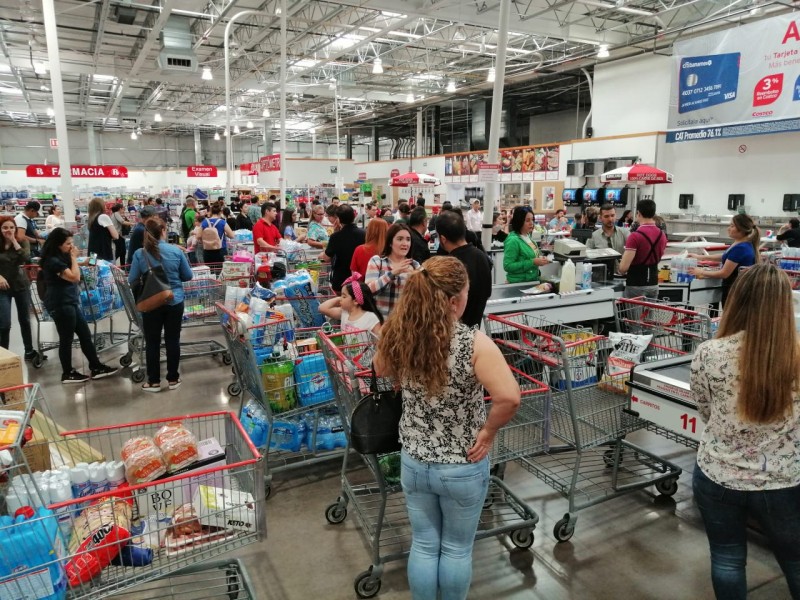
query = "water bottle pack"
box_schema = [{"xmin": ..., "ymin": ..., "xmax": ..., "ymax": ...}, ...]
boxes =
[
  {"xmin": 779, "ymin": 246, "xmax": 800, "ymax": 272},
  {"xmin": 670, "ymin": 255, "xmax": 698, "ymax": 283},
  {"xmin": 271, "ymin": 270, "xmax": 325, "ymax": 328},
  {"xmin": 240, "ymin": 400, "xmax": 269, "ymax": 449},
  {"xmin": 294, "ymin": 352, "xmax": 334, "ymax": 407},
  {"xmin": 302, "ymin": 411, "xmax": 347, "ymax": 451}
]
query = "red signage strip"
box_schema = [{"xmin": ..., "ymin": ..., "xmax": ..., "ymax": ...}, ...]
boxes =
[
  {"xmin": 187, "ymin": 165, "xmax": 218, "ymax": 178},
  {"xmin": 26, "ymin": 165, "xmax": 128, "ymax": 178},
  {"xmin": 239, "ymin": 162, "xmax": 258, "ymax": 176},
  {"xmin": 390, "ymin": 168, "xmax": 400, "ymax": 177},
  {"xmin": 259, "ymin": 154, "xmax": 281, "ymax": 172}
]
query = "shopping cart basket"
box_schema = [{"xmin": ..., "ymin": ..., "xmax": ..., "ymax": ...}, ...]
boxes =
[
  {"xmin": 319, "ymin": 329, "xmax": 542, "ymax": 598},
  {"xmin": 485, "ymin": 313, "xmax": 683, "ymax": 543},
  {"xmin": 0, "ymin": 384, "xmax": 265, "ymax": 600}
]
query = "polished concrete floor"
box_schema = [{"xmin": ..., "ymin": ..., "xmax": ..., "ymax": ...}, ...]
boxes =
[{"xmin": 12, "ymin": 325, "xmax": 794, "ymax": 600}]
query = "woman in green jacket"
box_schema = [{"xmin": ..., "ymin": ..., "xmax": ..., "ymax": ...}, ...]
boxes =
[{"xmin": 503, "ymin": 207, "xmax": 550, "ymax": 283}]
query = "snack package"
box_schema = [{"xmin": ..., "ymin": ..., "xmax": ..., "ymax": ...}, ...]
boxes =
[
  {"xmin": 154, "ymin": 422, "xmax": 199, "ymax": 473},
  {"xmin": 599, "ymin": 333, "xmax": 653, "ymax": 395},
  {"xmin": 121, "ymin": 436, "xmax": 167, "ymax": 484}
]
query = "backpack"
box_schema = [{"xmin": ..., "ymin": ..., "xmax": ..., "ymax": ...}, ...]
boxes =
[
  {"xmin": 201, "ymin": 218, "xmax": 222, "ymax": 250},
  {"xmin": 179, "ymin": 208, "xmax": 192, "ymax": 240}
]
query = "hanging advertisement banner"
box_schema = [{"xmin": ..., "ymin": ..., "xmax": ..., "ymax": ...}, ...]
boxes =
[
  {"xmin": 259, "ymin": 154, "xmax": 281, "ymax": 172},
  {"xmin": 239, "ymin": 163, "xmax": 258, "ymax": 176},
  {"xmin": 443, "ymin": 145, "xmax": 559, "ymax": 181},
  {"xmin": 667, "ymin": 13, "xmax": 800, "ymax": 142},
  {"xmin": 26, "ymin": 165, "xmax": 128, "ymax": 178},
  {"xmin": 187, "ymin": 165, "xmax": 218, "ymax": 177}
]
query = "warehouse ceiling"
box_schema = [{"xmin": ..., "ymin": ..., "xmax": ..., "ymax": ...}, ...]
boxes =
[{"xmin": 0, "ymin": 0, "xmax": 794, "ymax": 146}]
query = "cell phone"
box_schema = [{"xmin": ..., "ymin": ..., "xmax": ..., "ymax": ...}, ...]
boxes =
[{"xmin": 88, "ymin": 253, "xmax": 97, "ymax": 266}]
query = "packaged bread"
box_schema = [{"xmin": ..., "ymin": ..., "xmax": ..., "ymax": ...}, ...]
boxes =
[
  {"xmin": 154, "ymin": 422, "xmax": 199, "ymax": 472},
  {"xmin": 121, "ymin": 436, "xmax": 167, "ymax": 484}
]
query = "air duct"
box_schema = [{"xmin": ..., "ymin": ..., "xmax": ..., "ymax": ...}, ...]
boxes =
[{"xmin": 157, "ymin": 16, "xmax": 198, "ymax": 73}]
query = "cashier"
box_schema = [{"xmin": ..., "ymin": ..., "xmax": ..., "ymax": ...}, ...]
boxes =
[
  {"xmin": 690, "ymin": 214, "xmax": 759, "ymax": 307},
  {"xmin": 586, "ymin": 204, "xmax": 629, "ymax": 254},
  {"xmin": 504, "ymin": 207, "xmax": 549, "ymax": 283}
]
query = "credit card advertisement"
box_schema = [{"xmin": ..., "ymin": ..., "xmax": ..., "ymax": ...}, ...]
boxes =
[{"xmin": 678, "ymin": 53, "xmax": 740, "ymax": 113}]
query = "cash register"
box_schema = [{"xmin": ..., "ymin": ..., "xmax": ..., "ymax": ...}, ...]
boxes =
[{"xmin": 553, "ymin": 238, "xmax": 587, "ymax": 259}]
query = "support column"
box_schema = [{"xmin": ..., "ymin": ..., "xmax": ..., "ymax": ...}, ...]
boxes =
[
  {"xmin": 263, "ymin": 120, "xmax": 273, "ymax": 155},
  {"xmin": 433, "ymin": 106, "xmax": 441, "ymax": 155},
  {"xmin": 279, "ymin": 0, "xmax": 287, "ymax": 208},
  {"xmin": 415, "ymin": 108, "xmax": 423, "ymax": 159},
  {"xmin": 87, "ymin": 123, "xmax": 97, "ymax": 165},
  {"xmin": 194, "ymin": 128, "xmax": 202, "ymax": 165},
  {"xmin": 345, "ymin": 131, "xmax": 353, "ymax": 160},
  {"xmin": 42, "ymin": 0, "xmax": 75, "ymax": 224},
  {"xmin": 372, "ymin": 127, "xmax": 379, "ymax": 161},
  {"xmin": 482, "ymin": 0, "xmax": 511, "ymax": 250},
  {"xmin": 311, "ymin": 128, "xmax": 316, "ymax": 158}
]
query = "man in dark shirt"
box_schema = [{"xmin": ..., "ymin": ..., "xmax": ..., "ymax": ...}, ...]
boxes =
[
  {"xmin": 436, "ymin": 211, "xmax": 492, "ymax": 328},
  {"xmin": 776, "ymin": 218, "xmax": 800, "ymax": 248},
  {"xmin": 323, "ymin": 204, "xmax": 366, "ymax": 292},
  {"xmin": 126, "ymin": 206, "xmax": 156, "ymax": 266},
  {"xmin": 408, "ymin": 207, "xmax": 431, "ymax": 264}
]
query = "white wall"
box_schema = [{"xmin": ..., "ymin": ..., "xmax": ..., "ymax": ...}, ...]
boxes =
[
  {"xmin": 529, "ymin": 110, "xmax": 589, "ymax": 144},
  {"xmin": 258, "ymin": 159, "xmax": 357, "ymax": 189},
  {"xmin": 357, "ymin": 156, "xmax": 447, "ymax": 197},
  {"xmin": 593, "ymin": 54, "xmax": 673, "ymax": 137}
]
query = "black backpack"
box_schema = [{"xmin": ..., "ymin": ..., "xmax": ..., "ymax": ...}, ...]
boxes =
[{"xmin": 179, "ymin": 208, "xmax": 192, "ymax": 241}]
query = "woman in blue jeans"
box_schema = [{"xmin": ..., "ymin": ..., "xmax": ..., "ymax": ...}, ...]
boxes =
[
  {"xmin": 128, "ymin": 218, "xmax": 193, "ymax": 392},
  {"xmin": 691, "ymin": 262, "xmax": 800, "ymax": 599},
  {"xmin": 376, "ymin": 257, "xmax": 520, "ymax": 600},
  {"xmin": 0, "ymin": 216, "xmax": 36, "ymax": 359}
]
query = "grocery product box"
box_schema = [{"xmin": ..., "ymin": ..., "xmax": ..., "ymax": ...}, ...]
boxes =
[
  {"xmin": 220, "ymin": 262, "xmax": 251, "ymax": 279},
  {"xmin": 0, "ymin": 348, "xmax": 24, "ymax": 404},
  {"xmin": 192, "ymin": 484, "xmax": 257, "ymax": 533}
]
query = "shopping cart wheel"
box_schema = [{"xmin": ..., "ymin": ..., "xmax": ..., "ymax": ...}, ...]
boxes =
[
  {"xmin": 325, "ymin": 502, "xmax": 347, "ymax": 524},
  {"xmin": 354, "ymin": 570, "xmax": 381, "ymax": 599},
  {"xmin": 31, "ymin": 354, "xmax": 44, "ymax": 369},
  {"xmin": 654, "ymin": 477, "xmax": 679, "ymax": 497},
  {"xmin": 553, "ymin": 515, "xmax": 575, "ymax": 543},
  {"xmin": 227, "ymin": 382, "xmax": 241, "ymax": 396},
  {"xmin": 265, "ymin": 483, "xmax": 272, "ymax": 499},
  {"xmin": 510, "ymin": 528, "xmax": 535, "ymax": 549},
  {"xmin": 131, "ymin": 369, "xmax": 146, "ymax": 383},
  {"xmin": 119, "ymin": 354, "xmax": 133, "ymax": 368},
  {"xmin": 222, "ymin": 353, "xmax": 233, "ymax": 366},
  {"xmin": 226, "ymin": 567, "xmax": 240, "ymax": 600}
]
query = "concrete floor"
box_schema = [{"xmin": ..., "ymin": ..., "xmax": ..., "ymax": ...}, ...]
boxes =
[{"xmin": 13, "ymin": 325, "xmax": 794, "ymax": 600}]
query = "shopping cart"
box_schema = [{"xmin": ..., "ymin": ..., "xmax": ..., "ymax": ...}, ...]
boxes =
[
  {"xmin": 319, "ymin": 329, "xmax": 542, "ymax": 598},
  {"xmin": 111, "ymin": 267, "xmax": 230, "ymax": 383},
  {"xmin": 0, "ymin": 383, "xmax": 266, "ymax": 600},
  {"xmin": 484, "ymin": 313, "xmax": 683, "ymax": 543},
  {"xmin": 215, "ymin": 304, "xmax": 347, "ymax": 499}
]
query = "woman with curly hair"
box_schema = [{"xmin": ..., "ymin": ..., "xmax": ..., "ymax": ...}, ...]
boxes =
[{"xmin": 374, "ymin": 256, "xmax": 520, "ymax": 600}]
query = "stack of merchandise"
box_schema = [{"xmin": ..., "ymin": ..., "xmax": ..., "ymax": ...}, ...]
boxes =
[{"xmin": 79, "ymin": 260, "xmax": 120, "ymax": 322}]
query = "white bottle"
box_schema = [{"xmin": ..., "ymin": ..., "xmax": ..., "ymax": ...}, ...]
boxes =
[
  {"xmin": 4, "ymin": 487, "xmax": 24, "ymax": 516},
  {"xmin": 105, "ymin": 461, "xmax": 126, "ymax": 490},
  {"xmin": 560, "ymin": 259, "xmax": 576, "ymax": 293},
  {"xmin": 580, "ymin": 262, "xmax": 593, "ymax": 290},
  {"xmin": 48, "ymin": 477, "xmax": 74, "ymax": 539},
  {"xmin": 88, "ymin": 462, "xmax": 108, "ymax": 495},
  {"xmin": 70, "ymin": 463, "xmax": 91, "ymax": 501}
]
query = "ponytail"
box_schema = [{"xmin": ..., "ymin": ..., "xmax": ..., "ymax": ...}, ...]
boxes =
[
  {"xmin": 732, "ymin": 214, "xmax": 760, "ymax": 262},
  {"xmin": 348, "ymin": 281, "xmax": 384, "ymax": 324},
  {"xmin": 143, "ymin": 217, "xmax": 166, "ymax": 260}
]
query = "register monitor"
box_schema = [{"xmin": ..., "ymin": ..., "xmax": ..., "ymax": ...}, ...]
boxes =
[{"xmin": 554, "ymin": 238, "xmax": 587, "ymax": 258}]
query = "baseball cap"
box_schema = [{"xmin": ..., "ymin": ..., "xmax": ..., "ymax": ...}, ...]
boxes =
[{"xmin": 140, "ymin": 206, "xmax": 157, "ymax": 218}]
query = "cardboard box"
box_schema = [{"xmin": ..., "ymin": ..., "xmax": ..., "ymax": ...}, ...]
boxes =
[
  {"xmin": 192, "ymin": 484, "xmax": 257, "ymax": 533},
  {"xmin": 220, "ymin": 262, "xmax": 251, "ymax": 278},
  {"xmin": 0, "ymin": 348, "xmax": 24, "ymax": 404}
]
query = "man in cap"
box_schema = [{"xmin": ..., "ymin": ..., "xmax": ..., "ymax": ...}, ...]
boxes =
[{"xmin": 126, "ymin": 205, "xmax": 157, "ymax": 266}]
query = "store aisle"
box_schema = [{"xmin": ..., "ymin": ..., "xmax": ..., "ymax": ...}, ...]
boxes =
[{"xmin": 12, "ymin": 327, "xmax": 794, "ymax": 600}]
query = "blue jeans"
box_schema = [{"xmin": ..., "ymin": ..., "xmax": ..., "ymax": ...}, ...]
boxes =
[
  {"xmin": 0, "ymin": 289, "xmax": 33, "ymax": 353},
  {"xmin": 401, "ymin": 451, "xmax": 489, "ymax": 600},
  {"xmin": 693, "ymin": 465, "xmax": 800, "ymax": 599}
]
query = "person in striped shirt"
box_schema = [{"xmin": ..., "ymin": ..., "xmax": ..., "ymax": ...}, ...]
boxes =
[{"xmin": 365, "ymin": 223, "xmax": 420, "ymax": 318}]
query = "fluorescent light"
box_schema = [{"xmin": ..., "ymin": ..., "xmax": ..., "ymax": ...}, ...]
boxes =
[
  {"xmin": 92, "ymin": 74, "xmax": 116, "ymax": 82},
  {"xmin": 330, "ymin": 34, "xmax": 365, "ymax": 50},
  {"xmin": 275, "ymin": 6, "xmax": 281, "ymax": 15},
  {"xmin": 262, "ymin": 107, "xmax": 270, "ymax": 117},
  {"xmin": 447, "ymin": 80, "xmax": 456, "ymax": 93},
  {"xmin": 154, "ymin": 112, "xmax": 162, "ymax": 122},
  {"xmin": 223, "ymin": 128, "xmax": 229, "ymax": 137},
  {"xmin": 328, "ymin": 79, "xmax": 336, "ymax": 91},
  {"xmin": 33, "ymin": 62, "xmax": 47, "ymax": 75},
  {"xmin": 201, "ymin": 67, "xmax": 213, "ymax": 80},
  {"xmin": 406, "ymin": 92, "xmax": 414, "ymax": 103},
  {"xmin": 214, "ymin": 105, "xmax": 227, "ymax": 112},
  {"xmin": 487, "ymin": 67, "xmax": 496, "ymax": 83},
  {"xmin": 292, "ymin": 95, "xmax": 300, "ymax": 106},
  {"xmin": 214, "ymin": 131, "xmax": 220, "ymax": 140},
  {"xmin": 136, "ymin": 126, "xmax": 142, "ymax": 135},
  {"xmin": 246, "ymin": 120, "xmax": 254, "ymax": 128},
  {"xmin": 130, "ymin": 131, "xmax": 137, "ymax": 140},
  {"xmin": 0, "ymin": 64, "xmax": 12, "ymax": 74},
  {"xmin": 292, "ymin": 58, "xmax": 318, "ymax": 69},
  {"xmin": 381, "ymin": 11, "xmax": 406, "ymax": 17},
  {"xmin": 0, "ymin": 86, "xmax": 22, "ymax": 96},
  {"xmin": 46, "ymin": 107, "xmax": 55, "ymax": 117},
  {"xmin": 372, "ymin": 58, "xmax": 383, "ymax": 74},
  {"xmin": 233, "ymin": 124, "xmax": 240, "ymax": 134},
  {"xmin": 597, "ymin": 44, "xmax": 610, "ymax": 58}
]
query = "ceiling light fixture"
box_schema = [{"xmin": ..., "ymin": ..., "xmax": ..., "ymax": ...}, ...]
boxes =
[
  {"xmin": 275, "ymin": 6, "xmax": 282, "ymax": 15},
  {"xmin": 406, "ymin": 92, "xmax": 414, "ymax": 103},
  {"xmin": 292, "ymin": 95, "xmax": 300, "ymax": 106},
  {"xmin": 447, "ymin": 80, "xmax": 456, "ymax": 93},
  {"xmin": 214, "ymin": 131, "xmax": 220, "ymax": 140},
  {"xmin": 328, "ymin": 79, "xmax": 336, "ymax": 91},
  {"xmin": 46, "ymin": 107, "xmax": 55, "ymax": 117},
  {"xmin": 487, "ymin": 67, "xmax": 496, "ymax": 83},
  {"xmin": 597, "ymin": 44, "xmax": 610, "ymax": 58},
  {"xmin": 453, "ymin": 25, "xmax": 467, "ymax": 41},
  {"xmin": 233, "ymin": 124, "xmax": 240, "ymax": 134},
  {"xmin": 246, "ymin": 120, "xmax": 254, "ymax": 128},
  {"xmin": 33, "ymin": 62, "xmax": 47, "ymax": 75},
  {"xmin": 262, "ymin": 107, "xmax": 270, "ymax": 117},
  {"xmin": 223, "ymin": 128, "xmax": 229, "ymax": 137},
  {"xmin": 154, "ymin": 112, "xmax": 162, "ymax": 122},
  {"xmin": 201, "ymin": 67, "xmax": 213, "ymax": 80},
  {"xmin": 372, "ymin": 58, "xmax": 383, "ymax": 74},
  {"xmin": 130, "ymin": 131, "xmax": 137, "ymax": 140}
]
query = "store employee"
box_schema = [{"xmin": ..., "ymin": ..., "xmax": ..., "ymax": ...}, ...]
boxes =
[
  {"xmin": 776, "ymin": 218, "xmax": 800, "ymax": 248},
  {"xmin": 586, "ymin": 204, "xmax": 629, "ymax": 254}
]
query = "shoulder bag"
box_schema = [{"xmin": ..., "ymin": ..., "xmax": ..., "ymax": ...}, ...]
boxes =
[
  {"xmin": 132, "ymin": 250, "xmax": 174, "ymax": 312},
  {"xmin": 350, "ymin": 364, "xmax": 403, "ymax": 455}
]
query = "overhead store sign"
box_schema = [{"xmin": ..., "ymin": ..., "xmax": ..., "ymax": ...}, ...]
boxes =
[
  {"xmin": 667, "ymin": 14, "xmax": 800, "ymax": 142},
  {"xmin": 390, "ymin": 168, "xmax": 400, "ymax": 177},
  {"xmin": 239, "ymin": 162, "xmax": 258, "ymax": 176},
  {"xmin": 478, "ymin": 163, "xmax": 500, "ymax": 182},
  {"xmin": 187, "ymin": 165, "xmax": 218, "ymax": 177},
  {"xmin": 444, "ymin": 145, "xmax": 559, "ymax": 183},
  {"xmin": 26, "ymin": 164, "xmax": 128, "ymax": 178},
  {"xmin": 259, "ymin": 154, "xmax": 281, "ymax": 172}
]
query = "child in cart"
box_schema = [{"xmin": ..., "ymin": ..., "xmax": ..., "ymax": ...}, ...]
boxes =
[{"xmin": 319, "ymin": 273, "xmax": 383, "ymax": 338}]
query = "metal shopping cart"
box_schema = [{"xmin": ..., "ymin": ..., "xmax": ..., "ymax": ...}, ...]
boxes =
[
  {"xmin": 215, "ymin": 304, "xmax": 347, "ymax": 498},
  {"xmin": 0, "ymin": 383, "xmax": 266, "ymax": 600},
  {"xmin": 111, "ymin": 267, "xmax": 230, "ymax": 383},
  {"xmin": 484, "ymin": 314, "xmax": 683, "ymax": 543},
  {"xmin": 319, "ymin": 329, "xmax": 542, "ymax": 598}
]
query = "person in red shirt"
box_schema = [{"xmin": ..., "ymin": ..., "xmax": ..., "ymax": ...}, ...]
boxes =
[
  {"xmin": 252, "ymin": 202, "xmax": 281, "ymax": 252},
  {"xmin": 351, "ymin": 218, "xmax": 388, "ymax": 278},
  {"xmin": 618, "ymin": 199, "xmax": 667, "ymax": 299}
]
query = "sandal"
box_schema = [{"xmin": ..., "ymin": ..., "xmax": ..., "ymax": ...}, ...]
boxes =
[
  {"xmin": 142, "ymin": 383, "xmax": 161, "ymax": 393},
  {"xmin": 168, "ymin": 380, "xmax": 181, "ymax": 391}
]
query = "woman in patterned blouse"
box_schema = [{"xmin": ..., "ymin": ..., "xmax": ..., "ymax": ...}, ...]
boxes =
[
  {"xmin": 365, "ymin": 223, "xmax": 420, "ymax": 318},
  {"xmin": 691, "ymin": 262, "xmax": 800, "ymax": 599},
  {"xmin": 375, "ymin": 256, "xmax": 520, "ymax": 600}
]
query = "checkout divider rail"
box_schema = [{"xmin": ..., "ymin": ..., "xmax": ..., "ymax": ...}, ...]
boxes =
[{"xmin": 484, "ymin": 313, "xmax": 683, "ymax": 543}]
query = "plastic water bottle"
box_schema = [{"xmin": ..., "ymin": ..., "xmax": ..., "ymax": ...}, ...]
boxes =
[{"xmin": 580, "ymin": 262, "xmax": 593, "ymax": 290}]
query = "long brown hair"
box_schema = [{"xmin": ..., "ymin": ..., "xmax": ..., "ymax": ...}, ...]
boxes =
[
  {"xmin": 381, "ymin": 223, "xmax": 413, "ymax": 258},
  {"xmin": 364, "ymin": 218, "xmax": 388, "ymax": 253},
  {"xmin": 377, "ymin": 256, "xmax": 467, "ymax": 397},
  {"xmin": 716, "ymin": 262, "xmax": 799, "ymax": 423},
  {"xmin": 87, "ymin": 198, "xmax": 105, "ymax": 225},
  {"xmin": 731, "ymin": 214, "xmax": 760, "ymax": 262},
  {"xmin": 143, "ymin": 217, "xmax": 166, "ymax": 260},
  {"xmin": 0, "ymin": 216, "xmax": 16, "ymax": 251}
]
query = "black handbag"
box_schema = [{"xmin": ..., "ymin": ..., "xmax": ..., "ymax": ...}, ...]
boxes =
[
  {"xmin": 350, "ymin": 365, "xmax": 403, "ymax": 455},
  {"xmin": 132, "ymin": 251, "xmax": 174, "ymax": 312}
]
